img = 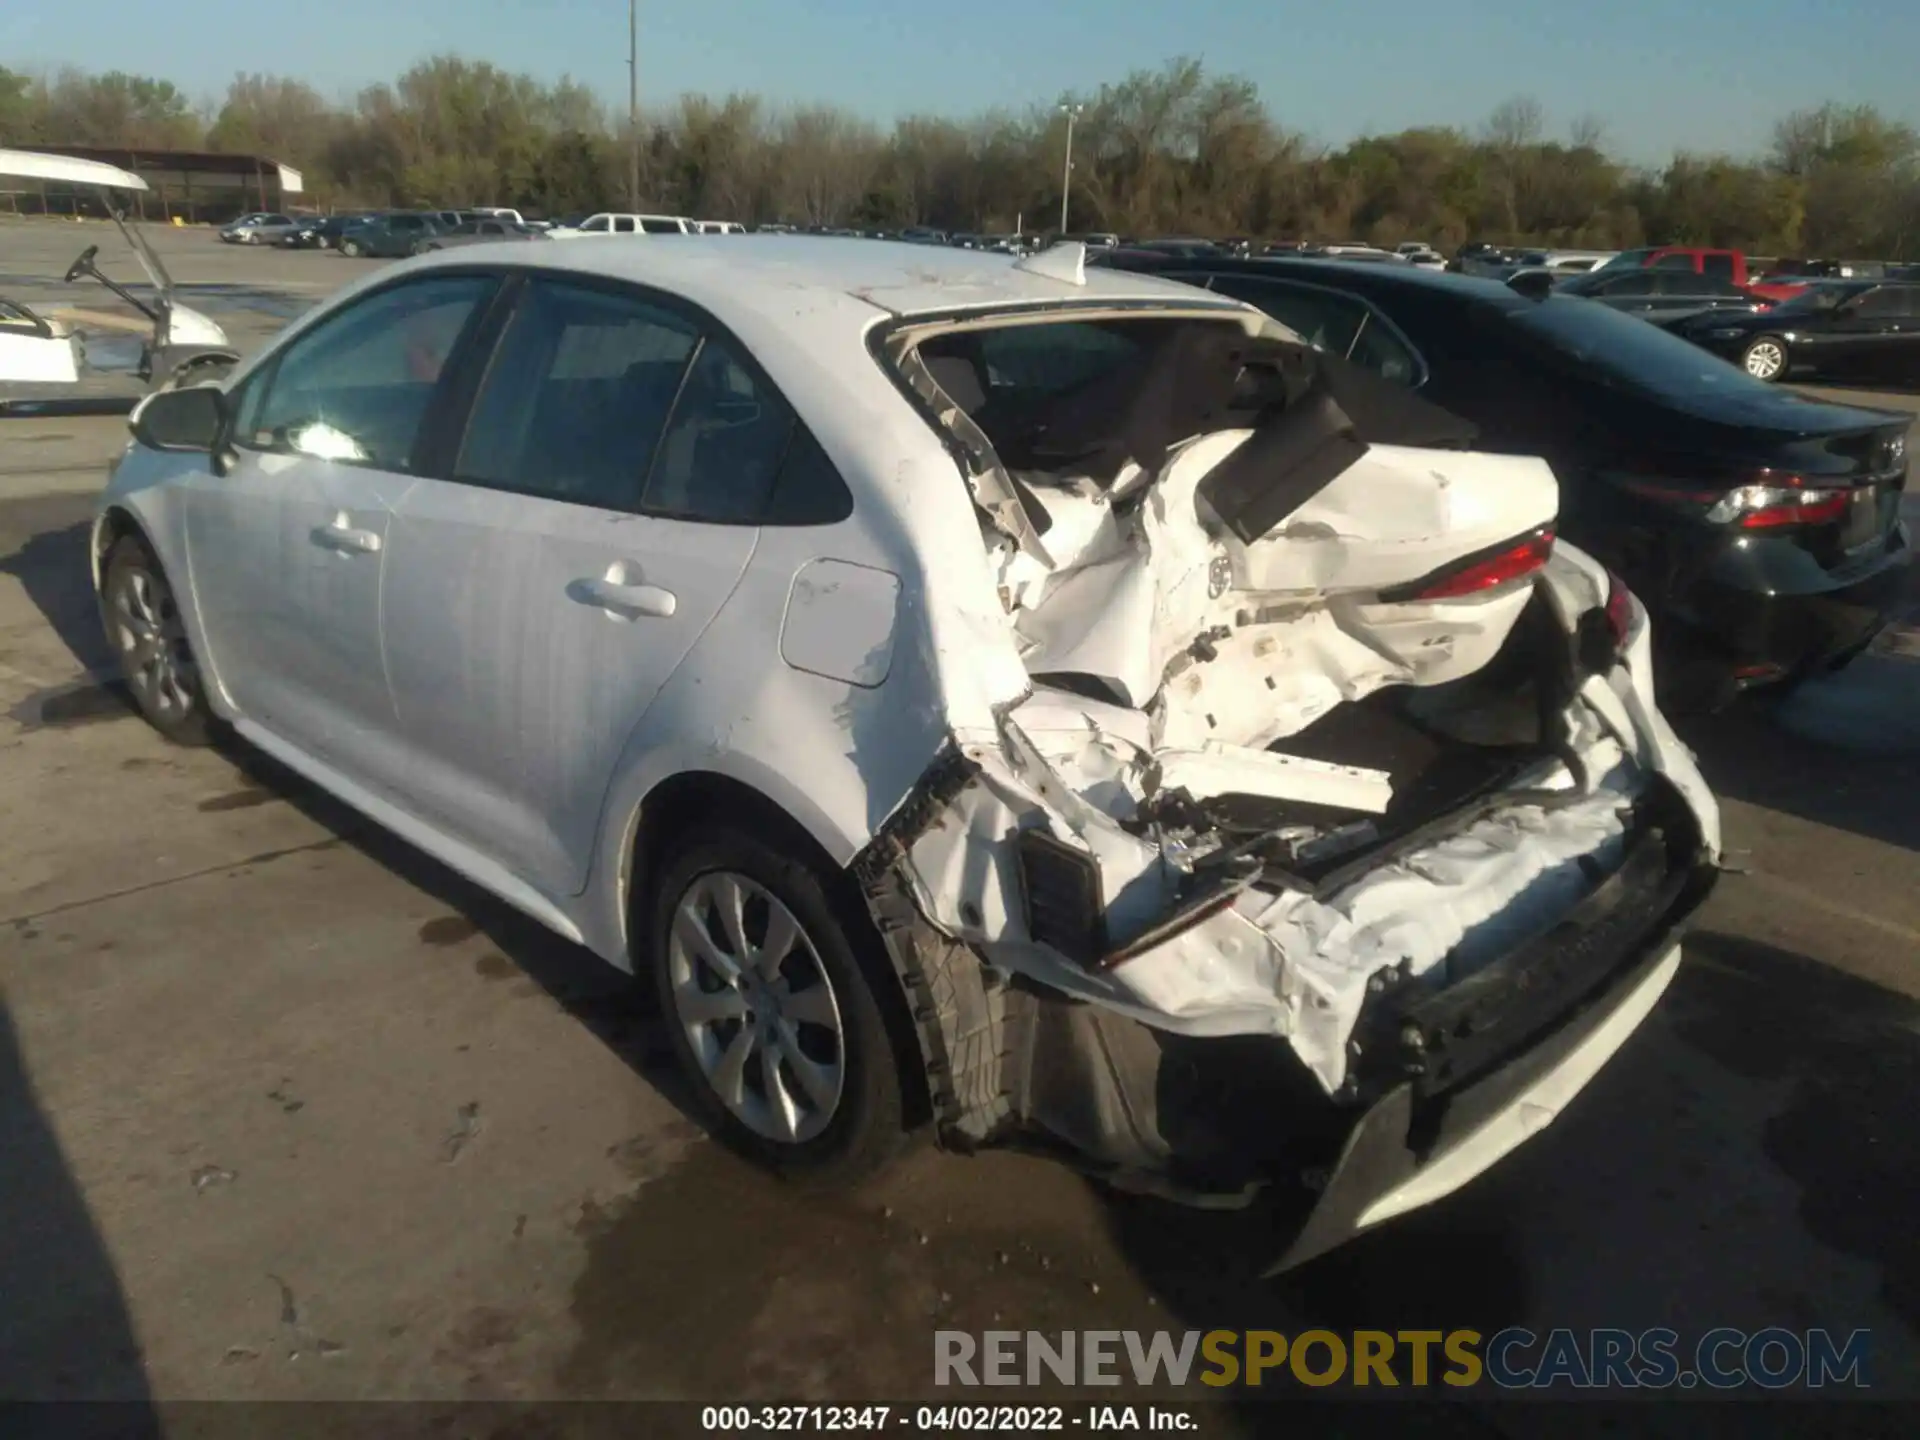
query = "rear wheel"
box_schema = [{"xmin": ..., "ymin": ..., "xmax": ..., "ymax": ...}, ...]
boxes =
[
  {"xmin": 341, "ymin": 238, "xmax": 362, "ymax": 258},
  {"xmin": 1741, "ymin": 335, "xmax": 1788, "ymax": 381},
  {"xmin": 99, "ymin": 535, "xmax": 212, "ymax": 746},
  {"xmin": 647, "ymin": 826, "xmax": 906, "ymax": 1183}
]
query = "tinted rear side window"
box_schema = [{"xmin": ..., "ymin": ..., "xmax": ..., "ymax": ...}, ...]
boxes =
[
  {"xmin": 1204, "ymin": 276, "xmax": 1369, "ymax": 356},
  {"xmin": 641, "ymin": 337, "xmax": 795, "ymax": 523},
  {"xmin": 456, "ymin": 279, "xmax": 699, "ymax": 509},
  {"xmin": 1852, "ymin": 287, "xmax": 1908, "ymax": 318}
]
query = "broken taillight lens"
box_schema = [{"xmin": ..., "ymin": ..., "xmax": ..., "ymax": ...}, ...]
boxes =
[
  {"xmin": 1704, "ymin": 483, "xmax": 1850, "ymax": 529},
  {"xmin": 1388, "ymin": 526, "xmax": 1556, "ymax": 602},
  {"xmin": 1614, "ymin": 472, "xmax": 1852, "ymax": 530}
]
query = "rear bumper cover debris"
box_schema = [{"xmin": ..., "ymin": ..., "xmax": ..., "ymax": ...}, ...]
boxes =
[{"xmin": 859, "ymin": 762, "xmax": 1715, "ymax": 1266}]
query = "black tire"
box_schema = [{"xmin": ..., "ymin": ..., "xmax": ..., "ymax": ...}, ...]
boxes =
[
  {"xmin": 646, "ymin": 824, "xmax": 906, "ymax": 1184},
  {"xmin": 99, "ymin": 534, "xmax": 213, "ymax": 746},
  {"xmin": 1740, "ymin": 334, "xmax": 1789, "ymax": 382}
]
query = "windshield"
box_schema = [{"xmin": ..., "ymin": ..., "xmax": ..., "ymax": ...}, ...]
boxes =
[
  {"xmin": 1507, "ymin": 295, "xmax": 1780, "ymax": 401},
  {"xmin": 1591, "ymin": 247, "xmax": 1654, "ymax": 274}
]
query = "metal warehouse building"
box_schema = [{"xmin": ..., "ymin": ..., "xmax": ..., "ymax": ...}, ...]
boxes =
[{"xmin": 0, "ymin": 145, "xmax": 304, "ymax": 223}]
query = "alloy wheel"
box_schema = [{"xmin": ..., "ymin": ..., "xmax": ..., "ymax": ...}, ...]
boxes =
[
  {"xmin": 1743, "ymin": 339, "xmax": 1786, "ymax": 380},
  {"xmin": 109, "ymin": 562, "xmax": 196, "ymax": 722},
  {"xmin": 665, "ymin": 870, "xmax": 846, "ymax": 1145}
]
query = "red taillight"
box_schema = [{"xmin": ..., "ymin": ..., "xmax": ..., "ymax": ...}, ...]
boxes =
[
  {"xmin": 1620, "ymin": 473, "xmax": 1853, "ymax": 529},
  {"xmin": 1396, "ymin": 527, "xmax": 1556, "ymax": 601},
  {"xmin": 1604, "ymin": 569, "xmax": 1634, "ymax": 651},
  {"xmin": 1722, "ymin": 488, "xmax": 1850, "ymax": 529}
]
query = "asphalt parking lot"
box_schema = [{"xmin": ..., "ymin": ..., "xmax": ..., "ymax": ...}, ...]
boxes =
[{"xmin": 3, "ymin": 217, "xmax": 1920, "ymax": 1424}]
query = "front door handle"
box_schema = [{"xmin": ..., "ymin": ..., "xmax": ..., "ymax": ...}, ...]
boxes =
[
  {"xmin": 571, "ymin": 575, "xmax": 678, "ymax": 619},
  {"xmin": 312, "ymin": 514, "xmax": 382, "ymax": 554}
]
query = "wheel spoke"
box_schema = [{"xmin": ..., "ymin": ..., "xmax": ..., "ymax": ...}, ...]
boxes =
[
  {"xmin": 713, "ymin": 873, "xmax": 753, "ymax": 963},
  {"xmin": 675, "ymin": 980, "xmax": 746, "ymax": 1026},
  {"xmin": 673, "ymin": 896, "xmax": 738, "ymax": 981},
  {"xmin": 760, "ymin": 1045, "xmax": 801, "ymax": 1141},
  {"xmin": 127, "ymin": 573, "xmax": 158, "ymax": 626},
  {"xmin": 781, "ymin": 981, "xmax": 839, "ymax": 1029},
  {"xmin": 776, "ymin": 1029, "xmax": 839, "ymax": 1111},
  {"xmin": 710, "ymin": 1024, "xmax": 755, "ymax": 1108},
  {"xmin": 755, "ymin": 902, "xmax": 800, "ymax": 980}
]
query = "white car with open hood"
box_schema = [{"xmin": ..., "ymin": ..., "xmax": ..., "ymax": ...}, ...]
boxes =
[{"xmin": 95, "ymin": 236, "xmax": 1720, "ymax": 1269}]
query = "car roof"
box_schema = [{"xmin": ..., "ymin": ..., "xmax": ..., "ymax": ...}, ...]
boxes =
[{"xmin": 409, "ymin": 235, "xmax": 1247, "ymax": 321}]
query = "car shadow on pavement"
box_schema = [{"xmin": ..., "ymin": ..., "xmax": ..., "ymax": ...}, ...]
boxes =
[
  {"xmin": 202, "ymin": 733, "xmax": 712, "ymax": 1132},
  {"xmin": 0, "ymin": 518, "xmax": 117, "ymax": 681},
  {"xmin": 0, "ymin": 999, "xmax": 159, "ymax": 1434},
  {"xmin": 1674, "ymin": 655, "xmax": 1920, "ymax": 853},
  {"xmin": 1090, "ymin": 928, "xmax": 1920, "ymax": 1408}
]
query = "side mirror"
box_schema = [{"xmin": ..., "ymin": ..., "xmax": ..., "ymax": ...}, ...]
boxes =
[{"xmin": 130, "ymin": 384, "xmax": 227, "ymax": 454}]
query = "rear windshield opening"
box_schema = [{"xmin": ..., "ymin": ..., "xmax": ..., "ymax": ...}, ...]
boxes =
[{"xmin": 914, "ymin": 316, "xmax": 1272, "ymax": 482}]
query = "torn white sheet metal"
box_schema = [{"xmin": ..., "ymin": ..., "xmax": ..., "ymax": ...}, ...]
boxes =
[
  {"xmin": 1231, "ymin": 445, "xmax": 1558, "ymax": 596},
  {"xmin": 907, "ymin": 725, "xmax": 1650, "ymax": 1093},
  {"xmin": 1153, "ymin": 741, "xmax": 1393, "ymax": 815},
  {"xmin": 889, "ymin": 342, "xmax": 1715, "ymax": 1098},
  {"xmin": 1006, "ymin": 430, "xmax": 1557, "ymax": 751}
]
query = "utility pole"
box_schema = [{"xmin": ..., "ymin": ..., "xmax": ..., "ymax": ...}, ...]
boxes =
[
  {"xmin": 1058, "ymin": 103, "xmax": 1082, "ymax": 236},
  {"xmin": 627, "ymin": 0, "xmax": 640, "ymax": 211}
]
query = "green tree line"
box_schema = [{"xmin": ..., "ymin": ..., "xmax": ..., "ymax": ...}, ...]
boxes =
[{"xmin": 3, "ymin": 56, "xmax": 1918, "ymax": 256}]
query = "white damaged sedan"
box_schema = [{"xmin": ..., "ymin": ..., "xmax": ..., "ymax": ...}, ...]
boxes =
[{"xmin": 94, "ymin": 237, "xmax": 1720, "ymax": 1268}]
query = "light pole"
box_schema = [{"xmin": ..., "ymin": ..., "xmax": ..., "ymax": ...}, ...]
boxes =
[
  {"xmin": 627, "ymin": 0, "xmax": 640, "ymax": 211},
  {"xmin": 1058, "ymin": 103, "xmax": 1082, "ymax": 236}
]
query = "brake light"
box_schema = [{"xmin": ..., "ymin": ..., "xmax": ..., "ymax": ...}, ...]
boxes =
[
  {"xmin": 1705, "ymin": 484, "xmax": 1850, "ymax": 529},
  {"xmin": 1401, "ymin": 527, "xmax": 1556, "ymax": 601},
  {"xmin": 1604, "ymin": 570, "xmax": 1634, "ymax": 651},
  {"xmin": 1615, "ymin": 472, "xmax": 1853, "ymax": 529}
]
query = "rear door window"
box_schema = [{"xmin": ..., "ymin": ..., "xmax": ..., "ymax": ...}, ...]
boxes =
[
  {"xmin": 1598, "ymin": 273, "xmax": 1657, "ymax": 297},
  {"xmin": 1180, "ymin": 274, "xmax": 1423, "ymax": 385},
  {"xmin": 1199, "ymin": 275, "xmax": 1369, "ymax": 355},
  {"xmin": 455, "ymin": 278, "xmax": 699, "ymax": 510},
  {"xmin": 641, "ymin": 217, "xmax": 683, "ymax": 235},
  {"xmin": 1702, "ymin": 253, "xmax": 1735, "ymax": 282},
  {"xmin": 1850, "ymin": 287, "xmax": 1907, "ymax": 319},
  {"xmin": 642, "ymin": 337, "xmax": 799, "ymax": 523}
]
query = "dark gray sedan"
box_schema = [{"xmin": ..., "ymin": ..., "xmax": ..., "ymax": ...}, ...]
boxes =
[
  {"xmin": 414, "ymin": 218, "xmax": 550, "ymax": 253},
  {"xmin": 1552, "ymin": 266, "xmax": 1768, "ymax": 326}
]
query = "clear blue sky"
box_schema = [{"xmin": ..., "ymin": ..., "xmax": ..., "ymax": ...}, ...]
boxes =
[{"xmin": 4, "ymin": 0, "xmax": 1916, "ymax": 163}]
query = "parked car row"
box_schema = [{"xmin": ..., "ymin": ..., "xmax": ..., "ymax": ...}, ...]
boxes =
[{"xmin": 1095, "ymin": 246, "xmax": 1911, "ymax": 708}]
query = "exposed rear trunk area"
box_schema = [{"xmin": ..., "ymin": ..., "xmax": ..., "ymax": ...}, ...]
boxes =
[{"xmin": 878, "ymin": 304, "xmax": 1714, "ymax": 1101}]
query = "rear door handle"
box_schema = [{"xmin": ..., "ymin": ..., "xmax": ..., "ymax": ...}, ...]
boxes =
[
  {"xmin": 572, "ymin": 576, "xmax": 678, "ymax": 619},
  {"xmin": 312, "ymin": 515, "xmax": 382, "ymax": 554}
]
